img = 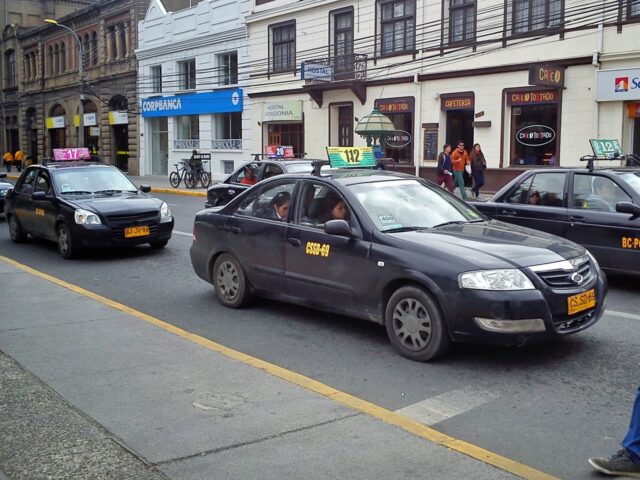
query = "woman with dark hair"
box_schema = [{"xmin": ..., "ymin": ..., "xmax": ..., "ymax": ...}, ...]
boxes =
[
  {"xmin": 469, "ymin": 143, "xmax": 487, "ymax": 199},
  {"xmin": 321, "ymin": 191, "xmax": 348, "ymax": 223},
  {"xmin": 436, "ymin": 144, "xmax": 454, "ymax": 193},
  {"xmin": 270, "ymin": 191, "xmax": 290, "ymax": 221}
]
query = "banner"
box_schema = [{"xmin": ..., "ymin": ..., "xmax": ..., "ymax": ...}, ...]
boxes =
[{"xmin": 45, "ymin": 116, "xmax": 65, "ymax": 129}]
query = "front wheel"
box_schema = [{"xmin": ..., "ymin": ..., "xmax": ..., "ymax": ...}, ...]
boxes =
[
  {"xmin": 149, "ymin": 239, "xmax": 169, "ymax": 249},
  {"xmin": 57, "ymin": 223, "xmax": 78, "ymax": 259},
  {"xmin": 169, "ymin": 171, "xmax": 180, "ymax": 188},
  {"xmin": 212, "ymin": 253, "xmax": 250, "ymax": 308},
  {"xmin": 200, "ymin": 171, "xmax": 211, "ymax": 188},
  {"xmin": 385, "ymin": 286, "xmax": 450, "ymax": 362},
  {"xmin": 184, "ymin": 172, "xmax": 196, "ymax": 189},
  {"xmin": 8, "ymin": 215, "xmax": 27, "ymax": 243}
]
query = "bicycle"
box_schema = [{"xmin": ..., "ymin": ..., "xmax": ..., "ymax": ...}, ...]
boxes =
[
  {"xmin": 189, "ymin": 158, "xmax": 211, "ymax": 188},
  {"xmin": 169, "ymin": 160, "xmax": 195, "ymax": 188}
]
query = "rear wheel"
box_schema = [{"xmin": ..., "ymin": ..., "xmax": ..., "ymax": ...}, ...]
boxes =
[
  {"xmin": 8, "ymin": 215, "xmax": 27, "ymax": 243},
  {"xmin": 184, "ymin": 172, "xmax": 196, "ymax": 189},
  {"xmin": 213, "ymin": 253, "xmax": 250, "ymax": 308},
  {"xmin": 200, "ymin": 171, "xmax": 211, "ymax": 188},
  {"xmin": 57, "ymin": 223, "xmax": 77, "ymax": 259},
  {"xmin": 169, "ymin": 171, "xmax": 180, "ymax": 188},
  {"xmin": 385, "ymin": 286, "xmax": 450, "ymax": 362}
]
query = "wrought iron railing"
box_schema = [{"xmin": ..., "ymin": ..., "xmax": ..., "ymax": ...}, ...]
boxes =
[
  {"xmin": 303, "ymin": 53, "xmax": 367, "ymax": 83},
  {"xmin": 173, "ymin": 139, "xmax": 200, "ymax": 149},
  {"xmin": 211, "ymin": 139, "xmax": 242, "ymax": 150}
]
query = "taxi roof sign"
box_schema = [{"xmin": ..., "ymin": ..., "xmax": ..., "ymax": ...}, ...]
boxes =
[
  {"xmin": 326, "ymin": 147, "xmax": 376, "ymax": 168},
  {"xmin": 589, "ymin": 139, "xmax": 623, "ymax": 159}
]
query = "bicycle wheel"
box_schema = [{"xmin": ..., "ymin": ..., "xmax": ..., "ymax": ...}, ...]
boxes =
[
  {"xmin": 200, "ymin": 171, "xmax": 211, "ymax": 188},
  {"xmin": 184, "ymin": 171, "xmax": 196, "ymax": 189},
  {"xmin": 169, "ymin": 171, "xmax": 181, "ymax": 188}
]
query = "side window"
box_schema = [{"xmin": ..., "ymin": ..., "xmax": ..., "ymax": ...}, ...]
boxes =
[
  {"xmin": 505, "ymin": 176, "xmax": 533, "ymax": 204},
  {"xmin": 234, "ymin": 192, "xmax": 258, "ymax": 217},
  {"xmin": 573, "ymin": 174, "xmax": 631, "ymax": 212},
  {"xmin": 264, "ymin": 164, "xmax": 284, "ymax": 179},
  {"xmin": 233, "ymin": 163, "xmax": 259, "ymax": 185},
  {"xmin": 531, "ymin": 172, "xmax": 566, "ymax": 207},
  {"xmin": 34, "ymin": 172, "xmax": 51, "ymax": 194},
  {"xmin": 293, "ymin": 182, "xmax": 351, "ymax": 228},
  {"xmin": 235, "ymin": 181, "xmax": 295, "ymax": 221},
  {"xmin": 14, "ymin": 169, "xmax": 38, "ymax": 194}
]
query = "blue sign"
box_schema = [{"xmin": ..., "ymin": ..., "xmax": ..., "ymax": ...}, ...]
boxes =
[{"xmin": 141, "ymin": 89, "xmax": 243, "ymax": 117}]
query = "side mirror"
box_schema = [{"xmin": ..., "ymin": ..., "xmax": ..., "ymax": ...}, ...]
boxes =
[
  {"xmin": 139, "ymin": 185, "xmax": 151, "ymax": 193},
  {"xmin": 324, "ymin": 219, "xmax": 353, "ymax": 237},
  {"xmin": 616, "ymin": 201, "xmax": 640, "ymax": 218},
  {"xmin": 31, "ymin": 191, "xmax": 49, "ymax": 201}
]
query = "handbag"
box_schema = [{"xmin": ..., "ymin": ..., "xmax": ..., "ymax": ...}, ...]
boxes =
[{"xmin": 465, "ymin": 164, "xmax": 472, "ymax": 175}]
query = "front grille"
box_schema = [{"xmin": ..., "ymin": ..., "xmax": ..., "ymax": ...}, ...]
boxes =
[
  {"xmin": 106, "ymin": 211, "xmax": 160, "ymax": 240},
  {"xmin": 106, "ymin": 211, "xmax": 159, "ymax": 223},
  {"xmin": 535, "ymin": 259, "xmax": 593, "ymax": 288}
]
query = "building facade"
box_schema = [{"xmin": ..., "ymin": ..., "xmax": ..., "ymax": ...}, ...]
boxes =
[
  {"xmin": 136, "ymin": 0, "xmax": 251, "ymax": 176},
  {"xmin": 244, "ymin": 0, "xmax": 639, "ymax": 187}
]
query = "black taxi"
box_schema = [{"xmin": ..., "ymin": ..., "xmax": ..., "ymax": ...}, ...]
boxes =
[
  {"xmin": 5, "ymin": 163, "xmax": 174, "ymax": 258},
  {"xmin": 471, "ymin": 163, "xmax": 640, "ymax": 274},
  {"xmin": 190, "ymin": 164, "xmax": 607, "ymax": 362}
]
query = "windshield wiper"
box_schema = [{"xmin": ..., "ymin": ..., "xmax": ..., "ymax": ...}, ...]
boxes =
[
  {"xmin": 60, "ymin": 190, "xmax": 92, "ymax": 195},
  {"xmin": 383, "ymin": 226, "xmax": 424, "ymax": 233},
  {"xmin": 432, "ymin": 220, "xmax": 467, "ymax": 228},
  {"xmin": 94, "ymin": 189, "xmax": 123, "ymax": 195}
]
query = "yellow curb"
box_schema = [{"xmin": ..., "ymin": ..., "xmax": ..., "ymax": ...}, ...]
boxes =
[
  {"xmin": 150, "ymin": 187, "xmax": 207, "ymax": 197},
  {"xmin": 0, "ymin": 255, "xmax": 559, "ymax": 480}
]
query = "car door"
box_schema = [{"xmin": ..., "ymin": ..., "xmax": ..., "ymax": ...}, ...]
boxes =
[
  {"xmin": 11, "ymin": 168, "xmax": 38, "ymax": 233},
  {"xmin": 283, "ymin": 181, "xmax": 374, "ymax": 315},
  {"xmin": 224, "ymin": 180, "xmax": 296, "ymax": 293},
  {"xmin": 566, "ymin": 172, "xmax": 639, "ymax": 271},
  {"xmin": 494, "ymin": 172, "xmax": 569, "ymax": 237},
  {"xmin": 30, "ymin": 171, "xmax": 57, "ymax": 241}
]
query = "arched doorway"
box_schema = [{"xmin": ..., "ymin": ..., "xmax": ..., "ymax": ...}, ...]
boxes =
[
  {"xmin": 48, "ymin": 104, "xmax": 66, "ymax": 152},
  {"xmin": 25, "ymin": 108, "xmax": 38, "ymax": 163},
  {"xmin": 109, "ymin": 95, "xmax": 129, "ymax": 171},
  {"xmin": 78, "ymin": 100, "xmax": 99, "ymax": 156}
]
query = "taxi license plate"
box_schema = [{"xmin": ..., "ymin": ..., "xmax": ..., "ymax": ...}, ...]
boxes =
[
  {"xmin": 124, "ymin": 226, "xmax": 150, "ymax": 238},
  {"xmin": 567, "ymin": 289, "xmax": 596, "ymax": 315}
]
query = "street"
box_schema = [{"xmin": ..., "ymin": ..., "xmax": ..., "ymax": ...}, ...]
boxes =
[{"xmin": 1, "ymin": 191, "xmax": 639, "ymax": 479}]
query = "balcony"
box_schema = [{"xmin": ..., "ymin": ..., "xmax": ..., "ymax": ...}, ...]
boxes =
[
  {"xmin": 302, "ymin": 53, "xmax": 368, "ymax": 108},
  {"xmin": 173, "ymin": 139, "xmax": 200, "ymax": 150},
  {"xmin": 211, "ymin": 139, "xmax": 242, "ymax": 150}
]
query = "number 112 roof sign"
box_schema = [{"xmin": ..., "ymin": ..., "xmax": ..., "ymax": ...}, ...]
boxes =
[{"xmin": 326, "ymin": 147, "xmax": 376, "ymax": 168}]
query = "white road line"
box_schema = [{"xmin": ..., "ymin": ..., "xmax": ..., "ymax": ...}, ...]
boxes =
[
  {"xmin": 173, "ymin": 230, "xmax": 192, "ymax": 237},
  {"xmin": 605, "ymin": 310, "xmax": 640, "ymax": 321},
  {"xmin": 395, "ymin": 387, "xmax": 499, "ymax": 427}
]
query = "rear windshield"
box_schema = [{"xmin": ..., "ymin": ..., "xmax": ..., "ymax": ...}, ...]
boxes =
[
  {"xmin": 616, "ymin": 172, "xmax": 640, "ymax": 196},
  {"xmin": 285, "ymin": 163, "xmax": 314, "ymax": 174}
]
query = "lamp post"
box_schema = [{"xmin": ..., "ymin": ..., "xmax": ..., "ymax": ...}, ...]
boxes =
[{"xmin": 44, "ymin": 19, "xmax": 84, "ymax": 148}]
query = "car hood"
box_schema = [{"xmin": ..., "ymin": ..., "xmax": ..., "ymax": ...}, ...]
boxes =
[
  {"xmin": 67, "ymin": 193, "xmax": 162, "ymax": 216},
  {"xmin": 387, "ymin": 220, "xmax": 584, "ymax": 269}
]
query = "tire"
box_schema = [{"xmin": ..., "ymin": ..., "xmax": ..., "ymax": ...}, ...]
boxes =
[
  {"xmin": 149, "ymin": 239, "xmax": 169, "ymax": 249},
  {"xmin": 212, "ymin": 253, "xmax": 250, "ymax": 308},
  {"xmin": 8, "ymin": 214, "xmax": 27, "ymax": 243},
  {"xmin": 200, "ymin": 171, "xmax": 211, "ymax": 188},
  {"xmin": 169, "ymin": 171, "xmax": 180, "ymax": 188},
  {"xmin": 57, "ymin": 223, "xmax": 77, "ymax": 259},
  {"xmin": 385, "ymin": 286, "xmax": 450, "ymax": 362},
  {"xmin": 184, "ymin": 172, "xmax": 196, "ymax": 189}
]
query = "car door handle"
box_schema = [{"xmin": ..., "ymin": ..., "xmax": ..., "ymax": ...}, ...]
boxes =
[
  {"xmin": 226, "ymin": 226, "xmax": 241, "ymax": 234},
  {"xmin": 287, "ymin": 238, "xmax": 301, "ymax": 247},
  {"xmin": 569, "ymin": 215, "xmax": 586, "ymax": 222},
  {"xmin": 500, "ymin": 209, "xmax": 517, "ymax": 216}
]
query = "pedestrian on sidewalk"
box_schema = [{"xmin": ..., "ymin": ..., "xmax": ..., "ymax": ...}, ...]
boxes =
[
  {"xmin": 436, "ymin": 144, "xmax": 454, "ymax": 193},
  {"xmin": 469, "ymin": 143, "xmax": 487, "ymax": 199},
  {"xmin": 451, "ymin": 140, "xmax": 469, "ymax": 200},
  {"xmin": 3, "ymin": 150, "xmax": 13, "ymax": 172},
  {"xmin": 589, "ymin": 386, "xmax": 640, "ymax": 477},
  {"xmin": 14, "ymin": 149, "xmax": 24, "ymax": 172}
]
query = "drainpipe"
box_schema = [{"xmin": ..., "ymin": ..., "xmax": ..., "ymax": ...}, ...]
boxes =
[
  {"xmin": 593, "ymin": 4, "xmax": 604, "ymax": 139},
  {"xmin": 414, "ymin": 73, "xmax": 422, "ymax": 178}
]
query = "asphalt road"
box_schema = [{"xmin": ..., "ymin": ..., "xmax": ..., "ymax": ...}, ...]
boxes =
[{"xmin": 1, "ymin": 192, "xmax": 639, "ymax": 479}]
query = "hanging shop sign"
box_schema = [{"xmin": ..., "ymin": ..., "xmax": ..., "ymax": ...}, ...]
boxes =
[
  {"xmin": 507, "ymin": 90, "xmax": 559, "ymax": 105},
  {"xmin": 53, "ymin": 147, "xmax": 91, "ymax": 160},
  {"xmin": 628, "ymin": 103, "xmax": 640, "ymax": 118},
  {"xmin": 516, "ymin": 125, "xmax": 556, "ymax": 147},
  {"xmin": 262, "ymin": 101, "xmax": 303, "ymax": 122},
  {"xmin": 596, "ymin": 68, "xmax": 640, "ymax": 102},
  {"xmin": 301, "ymin": 63, "xmax": 332, "ymax": 81},
  {"xmin": 141, "ymin": 88, "xmax": 243, "ymax": 117},
  {"xmin": 45, "ymin": 116, "xmax": 65, "ymax": 129},
  {"xmin": 109, "ymin": 111, "xmax": 128, "ymax": 125},
  {"xmin": 385, "ymin": 130, "xmax": 412, "ymax": 148},
  {"xmin": 375, "ymin": 97, "xmax": 414, "ymax": 114},
  {"xmin": 528, "ymin": 65, "xmax": 565, "ymax": 88},
  {"xmin": 326, "ymin": 147, "xmax": 376, "ymax": 168},
  {"xmin": 73, "ymin": 113, "xmax": 97, "ymax": 127},
  {"xmin": 265, "ymin": 145, "xmax": 295, "ymax": 158},
  {"xmin": 440, "ymin": 93, "xmax": 474, "ymax": 111},
  {"xmin": 89, "ymin": 127, "xmax": 101, "ymax": 136}
]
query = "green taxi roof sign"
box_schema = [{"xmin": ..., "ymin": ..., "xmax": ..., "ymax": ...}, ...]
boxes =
[
  {"xmin": 589, "ymin": 139, "xmax": 624, "ymax": 159},
  {"xmin": 326, "ymin": 147, "xmax": 377, "ymax": 168}
]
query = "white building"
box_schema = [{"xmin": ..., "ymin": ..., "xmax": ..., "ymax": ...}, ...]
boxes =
[
  {"xmin": 244, "ymin": 0, "xmax": 639, "ymax": 187},
  {"xmin": 136, "ymin": 0, "xmax": 251, "ymax": 177}
]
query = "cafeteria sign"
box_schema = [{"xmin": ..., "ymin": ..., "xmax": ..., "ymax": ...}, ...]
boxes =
[{"xmin": 326, "ymin": 147, "xmax": 376, "ymax": 168}]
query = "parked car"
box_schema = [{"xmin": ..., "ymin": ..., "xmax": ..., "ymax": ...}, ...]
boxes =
[
  {"xmin": 191, "ymin": 168, "xmax": 606, "ymax": 362},
  {"xmin": 0, "ymin": 172, "xmax": 11, "ymax": 216},
  {"xmin": 206, "ymin": 160, "xmax": 314, "ymax": 207},
  {"xmin": 5, "ymin": 163, "xmax": 174, "ymax": 258},
  {"xmin": 471, "ymin": 165, "xmax": 640, "ymax": 274}
]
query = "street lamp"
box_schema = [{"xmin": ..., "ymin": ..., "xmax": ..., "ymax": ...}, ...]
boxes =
[{"xmin": 44, "ymin": 18, "xmax": 84, "ymax": 148}]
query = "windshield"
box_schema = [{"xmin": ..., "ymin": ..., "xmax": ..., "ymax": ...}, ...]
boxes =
[
  {"xmin": 349, "ymin": 179, "xmax": 483, "ymax": 231},
  {"xmin": 52, "ymin": 168, "xmax": 138, "ymax": 195},
  {"xmin": 285, "ymin": 163, "xmax": 314, "ymax": 174},
  {"xmin": 617, "ymin": 172, "xmax": 640, "ymax": 196}
]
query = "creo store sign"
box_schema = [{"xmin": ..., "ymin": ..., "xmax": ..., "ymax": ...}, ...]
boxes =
[
  {"xmin": 516, "ymin": 125, "xmax": 556, "ymax": 146},
  {"xmin": 596, "ymin": 68, "xmax": 640, "ymax": 102}
]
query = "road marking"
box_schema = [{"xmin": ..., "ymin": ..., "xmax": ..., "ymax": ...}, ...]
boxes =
[
  {"xmin": 396, "ymin": 387, "xmax": 499, "ymax": 426},
  {"xmin": 0, "ymin": 255, "xmax": 558, "ymax": 480},
  {"xmin": 173, "ymin": 230, "xmax": 192, "ymax": 237},
  {"xmin": 606, "ymin": 310, "xmax": 640, "ymax": 321}
]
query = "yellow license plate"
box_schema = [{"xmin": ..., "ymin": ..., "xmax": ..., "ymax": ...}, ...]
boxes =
[
  {"xmin": 567, "ymin": 289, "xmax": 596, "ymax": 315},
  {"xmin": 124, "ymin": 226, "xmax": 150, "ymax": 238}
]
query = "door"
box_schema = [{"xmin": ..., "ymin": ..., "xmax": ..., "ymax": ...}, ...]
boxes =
[
  {"xmin": 11, "ymin": 168, "xmax": 38, "ymax": 233},
  {"xmin": 566, "ymin": 172, "xmax": 639, "ymax": 271},
  {"xmin": 31, "ymin": 171, "xmax": 57, "ymax": 241},
  {"xmin": 151, "ymin": 118, "xmax": 168, "ymax": 175},
  {"xmin": 334, "ymin": 11, "xmax": 353, "ymax": 80},
  {"xmin": 284, "ymin": 181, "xmax": 373, "ymax": 315},
  {"xmin": 338, "ymin": 106, "xmax": 353, "ymax": 147}
]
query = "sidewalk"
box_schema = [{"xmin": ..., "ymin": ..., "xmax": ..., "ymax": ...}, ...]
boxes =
[{"xmin": 0, "ymin": 258, "xmax": 527, "ymax": 480}]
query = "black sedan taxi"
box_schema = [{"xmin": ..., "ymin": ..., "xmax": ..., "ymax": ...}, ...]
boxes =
[
  {"xmin": 5, "ymin": 163, "xmax": 174, "ymax": 258},
  {"xmin": 191, "ymin": 168, "xmax": 607, "ymax": 362},
  {"xmin": 206, "ymin": 159, "xmax": 314, "ymax": 207},
  {"xmin": 0, "ymin": 172, "xmax": 11, "ymax": 215},
  {"xmin": 471, "ymin": 166, "xmax": 640, "ymax": 274}
]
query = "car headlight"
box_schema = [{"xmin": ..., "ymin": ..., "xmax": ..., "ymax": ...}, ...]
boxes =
[
  {"xmin": 74, "ymin": 208, "xmax": 101, "ymax": 225},
  {"xmin": 459, "ymin": 269, "xmax": 535, "ymax": 290},
  {"xmin": 160, "ymin": 201, "xmax": 171, "ymax": 218},
  {"xmin": 0, "ymin": 189, "xmax": 6, "ymax": 197},
  {"xmin": 585, "ymin": 250, "xmax": 600, "ymax": 271}
]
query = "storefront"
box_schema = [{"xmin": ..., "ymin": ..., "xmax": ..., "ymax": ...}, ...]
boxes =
[
  {"xmin": 374, "ymin": 97, "xmax": 414, "ymax": 165},
  {"xmin": 261, "ymin": 100, "xmax": 304, "ymax": 158},
  {"xmin": 46, "ymin": 111, "xmax": 66, "ymax": 151},
  {"xmin": 74, "ymin": 111, "xmax": 99, "ymax": 153},
  {"xmin": 440, "ymin": 92, "xmax": 474, "ymax": 150}
]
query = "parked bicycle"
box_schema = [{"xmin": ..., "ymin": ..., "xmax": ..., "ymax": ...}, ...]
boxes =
[{"xmin": 169, "ymin": 159, "xmax": 211, "ymax": 189}]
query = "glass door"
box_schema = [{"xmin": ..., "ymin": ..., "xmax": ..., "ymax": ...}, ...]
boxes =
[{"xmin": 151, "ymin": 117, "xmax": 168, "ymax": 175}]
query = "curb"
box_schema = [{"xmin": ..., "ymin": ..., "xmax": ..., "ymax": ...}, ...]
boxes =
[{"xmin": 150, "ymin": 187, "xmax": 207, "ymax": 197}]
